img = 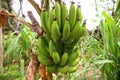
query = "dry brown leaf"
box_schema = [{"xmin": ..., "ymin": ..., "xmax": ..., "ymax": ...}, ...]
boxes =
[
  {"xmin": 0, "ymin": 10, "xmax": 15, "ymax": 27},
  {"xmin": 0, "ymin": 11, "xmax": 7, "ymax": 27},
  {"xmin": 40, "ymin": 64, "xmax": 47, "ymax": 80},
  {"xmin": 0, "ymin": 10, "xmax": 32, "ymax": 29}
]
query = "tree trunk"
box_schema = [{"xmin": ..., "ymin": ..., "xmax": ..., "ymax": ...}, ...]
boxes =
[
  {"xmin": 0, "ymin": 0, "xmax": 3, "ymax": 74},
  {"xmin": 26, "ymin": 11, "xmax": 42, "ymax": 80},
  {"xmin": 26, "ymin": 49, "xmax": 40, "ymax": 80},
  {"xmin": 0, "ymin": 28, "xmax": 3, "ymax": 74}
]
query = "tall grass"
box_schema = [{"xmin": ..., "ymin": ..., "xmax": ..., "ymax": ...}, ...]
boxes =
[
  {"xmin": 3, "ymin": 25, "xmax": 37, "ymax": 63},
  {"xmin": 99, "ymin": 11, "xmax": 120, "ymax": 80}
]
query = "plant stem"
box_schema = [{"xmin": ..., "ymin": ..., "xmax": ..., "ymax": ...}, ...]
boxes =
[
  {"xmin": 28, "ymin": 0, "xmax": 41, "ymax": 15},
  {"xmin": 44, "ymin": 0, "xmax": 50, "ymax": 13},
  {"xmin": 47, "ymin": 72, "xmax": 53, "ymax": 80},
  {"xmin": 41, "ymin": 64, "xmax": 47, "ymax": 80},
  {"xmin": 55, "ymin": 0, "xmax": 61, "ymax": 4},
  {"xmin": 0, "ymin": 0, "xmax": 3, "ymax": 74}
]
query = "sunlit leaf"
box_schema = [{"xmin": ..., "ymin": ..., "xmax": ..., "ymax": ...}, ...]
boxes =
[{"xmin": 94, "ymin": 59, "xmax": 114, "ymax": 64}]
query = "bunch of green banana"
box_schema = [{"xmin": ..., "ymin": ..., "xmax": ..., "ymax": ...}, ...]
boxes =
[{"xmin": 37, "ymin": 1, "xmax": 85, "ymax": 74}]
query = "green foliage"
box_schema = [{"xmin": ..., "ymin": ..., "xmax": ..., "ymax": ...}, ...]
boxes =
[
  {"xmin": 114, "ymin": 0, "xmax": 120, "ymax": 27},
  {"xmin": 0, "ymin": 59, "xmax": 26, "ymax": 80},
  {"xmin": 0, "ymin": 64, "xmax": 20, "ymax": 80},
  {"xmin": 3, "ymin": 25, "xmax": 37, "ymax": 64},
  {"xmin": 20, "ymin": 59, "xmax": 25, "ymax": 80},
  {"xmin": 99, "ymin": 11, "xmax": 120, "ymax": 80},
  {"xmin": 19, "ymin": 25, "xmax": 37, "ymax": 59},
  {"xmin": 2, "ymin": 0, "xmax": 8, "ymax": 9},
  {"xmin": 3, "ymin": 32, "xmax": 20, "ymax": 63},
  {"xmin": 2, "ymin": 25, "xmax": 37, "ymax": 79},
  {"xmin": 77, "ymin": 34, "xmax": 103, "ymax": 80}
]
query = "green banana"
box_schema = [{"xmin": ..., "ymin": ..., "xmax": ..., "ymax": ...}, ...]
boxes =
[
  {"xmin": 69, "ymin": 20, "xmax": 81, "ymax": 39},
  {"xmin": 59, "ymin": 52, "xmax": 68, "ymax": 66},
  {"xmin": 76, "ymin": 5, "xmax": 83, "ymax": 23},
  {"xmin": 67, "ymin": 51, "xmax": 77, "ymax": 64},
  {"xmin": 69, "ymin": 2, "xmax": 76, "ymax": 29},
  {"xmin": 40, "ymin": 10, "xmax": 49, "ymax": 33},
  {"xmin": 37, "ymin": 37, "xmax": 49, "ymax": 57},
  {"xmin": 62, "ymin": 19, "xmax": 70, "ymax": 41},
  {"xmin": 64, "ymin": 39, "xmax": 75, "ymax": 45},
  {"xmin": 61, "ymin": 2, "xmax": 68, "ymax": 28},
  {"xmin": 58, "ymin": 66, "xmax": 68, "ymax": 74},
  {"xmin": 55, "ymin": 1, "xmax": 61, "ymax": 28},
  {"xmin": 51, "ymin": 19, "xmax": 61, "ymax": 42},
  {"xmin": 46, "ymin": 33, "xmax": 52, "ymax": 42},
  {"xmin": 69, "ymin": 19, "xmax": 86, "ymax": 40},
  {"xmin": 46, "ymin": 65, "xmax": 58, "ymax": 73},
  {"xmin": 79, "ymin": 20, "xmax": 86, "ymax": 37},
  {"xmin": 68, "ymin": 66, "xmax": 77, "ymax": 73},
  {"xmin": 49, "ymin": 40, "xmax": 56, "ymax": 57},
  {"xmin": 56, "ymin": 39, "xmax": 62, "ymax": 55},
  {"xmin": 48, "ymin": 8, "xmax": 55, "ymax": 32},
  {"xmin": 72, "ymin": 45, "xmax": 79, "ymax": 51},
  {"xmin": 53, "ymin": 51, "xmax": 60, "ymax": 64},
  {"xmin": 37, "ymin": 38, "xmax": 53, "ymax": 66},
  {"xmin": 64, "ymin": 39, "xmax": 80, "ymax": 49},
  {"xmin": 75, "ymin": 48, "xmax": 80, "ymax": 57},
  {"xmin": 38, "ymin": 56, "xmax": 53, "ymax": 66},
  {"xmin": 69, "ymin": 57, "xmax": 80, "ymax": 67},
  {"xmin": 37, "ymin": 47, "xmax": 48, "ymax": 59}
]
